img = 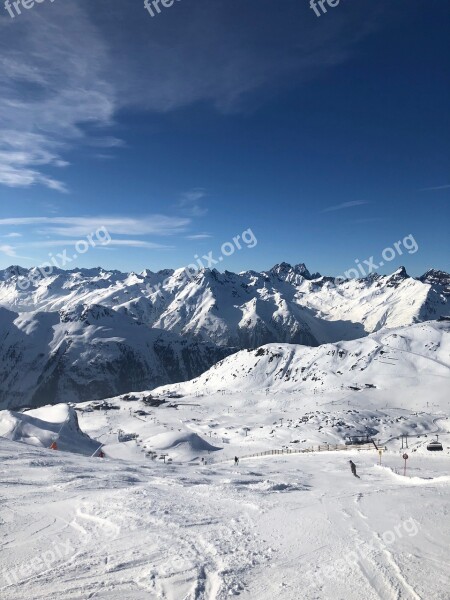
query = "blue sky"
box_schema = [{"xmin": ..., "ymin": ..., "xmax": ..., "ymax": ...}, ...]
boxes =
[{"xmin": 0, "ymin": 0, "xmax": 448, "ymax": 276}]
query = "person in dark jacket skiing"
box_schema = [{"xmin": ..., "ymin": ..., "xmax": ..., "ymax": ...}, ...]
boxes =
[
  {"xmin": 234, "ymin": 456, "xmax": 239, "ymax": 466},
  {"xmin": 349, "ymin": 460, "xmax": 360, "ymax": 478}
]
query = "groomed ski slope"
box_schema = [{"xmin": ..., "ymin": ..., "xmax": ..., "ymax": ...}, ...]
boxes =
[
  {"xmin": 0, "ymin": 438, "xmax": 448, "ymax": 600},
  {"xmin": 1, "ymin": 319, "xmax": 448, "ymax": 598}
]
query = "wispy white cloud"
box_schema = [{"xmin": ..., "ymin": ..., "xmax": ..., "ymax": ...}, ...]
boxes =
[
  {"xmin": 176, "ymin": 189, "xmax": 208, "ymax": 217},
  {"xmin": 0, "ymin": 3, "xmax": 115, "ymax": 192},
  {"xmin": 0, "ymin": 244, "xmax": 17, "ymax": 257},
  {"xmin": 107, "ymin": 240, "xmax": 173, "ymax": 249},
  {"xmin": 40, "ymin": 202, "xmax": 61, "ymax": 215},
  {"xmin": 0, "ymin": 215, "xmax": 186, "ymax": 263},
  {"xmin": 0, "ymin": 132, "xmax": 69, "ymax": 192},
  {"xmin": 108, "ymin": 1, "xmax": 378, "ymax": 114},
  {"xmin": 86, "ymin": 137, "xmax": 125, "ymax": 149},
  {"xmin": 21, "ymin": 239, "xmax": 172, "ymax": 250},
  {"xmin": 186, "ymin": 233, "xmax": 213, "ymax": 240},
  {"xmin": 321, "ymin": 200, "xmax": 369, "ymax": 213},
  {"xmin": 419, "ymin": 184, "xmax": 450, "ymax": 192},
  {"xmin": 0, "ymin": 215, "xmax": 190, "ymax": 237},
  {"xmin": 0, "ymin": 244, "xmax": 33, "ymax": 261},
  {"xmin": 0, "ymin": 0, "xmax": 379, "ymax": 193}
]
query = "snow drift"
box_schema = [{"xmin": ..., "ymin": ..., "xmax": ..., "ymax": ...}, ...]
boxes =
[
  {"xmin": 145, "ymin": 431, "xmax": 222, "ymax": 461},
  {"xmin": 0, "ymin": 403, "xmax": 100, "ymax": 455}
]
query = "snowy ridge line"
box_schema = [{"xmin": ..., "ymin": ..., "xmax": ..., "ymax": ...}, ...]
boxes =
[
  {"xmin": 211, "ymin": 443, "xmax": 379, "ymax": 464},
  {"xmin": 1, "ymin": 263, "xmax": 448, "ymax": 353},
  {"xmin": 155, "ymin": 321, "xmax": 450, "ymax": 400}
]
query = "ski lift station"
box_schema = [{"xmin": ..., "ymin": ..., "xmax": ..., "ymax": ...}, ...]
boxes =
[{"xmin": 344, "ymin": 434, "xmax": 375, "ymax": 446}]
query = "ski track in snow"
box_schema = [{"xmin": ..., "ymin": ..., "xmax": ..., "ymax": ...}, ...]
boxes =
[
  {"xmin": 0, "ymin": 441, "xmax": 270, "ymax": 600},
  {"xmin": 380, "ymin": 341, "xmax": 450, "ymax": 371},
  {"xmin": 1, "ymin": 439, "xmax": 448, "ymax": 600}
]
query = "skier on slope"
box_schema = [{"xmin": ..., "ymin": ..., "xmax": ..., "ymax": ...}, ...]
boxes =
[
  {"xmin": 349, "ymin": 460, "xmax": 360, "ymax": 478},
  {"xmin": 234, "ymin": 456, "xmax": 239, "ymax": 466}
]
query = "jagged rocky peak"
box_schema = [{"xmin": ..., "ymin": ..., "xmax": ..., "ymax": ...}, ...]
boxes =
[
  {"xmin": 194, "ymin": 268, "xmax": 224, "ymax": 285},
  {"xmin": 156, "ymin": 269, "xmax": 175, "ymax": 277},
  {"xmin": 140, "ymin": 269, "xmax": 154, "ymax": 278},
  {"xmin": 294, "ymin": 263, "xmax": 313, "ymax": 278},
  {"xmin": 138, "ymin": 269, "xmax": 175, "ymax": 280},
  {"xmin": 2, "ymin": 265, "xmax": 30, "ymax": 279},
  {"xmin": 393, "ymin": 266, "xmax": 408, "ymax": 277},
  {"xmin": 419, "ymin": 269, "xmax": 450, "ymax": 286},
  {"xmin": 269, "ymin": 262, "xmax": 315, "ymax": 280},
  {"xmin": 385, "ymin": 266, "xmax": 409, "ymax": 286},
  {"xmin": 269, "ymin": 262, "xmax": 294, "ymax": 276},
  {"xmin": 69, "ymin": 267, "xmax": 104, "ymax": 277}
]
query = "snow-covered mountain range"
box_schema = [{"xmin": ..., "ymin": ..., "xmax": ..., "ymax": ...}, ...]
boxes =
[
  {"xmin": 1, "ymin": 264, "xmax": 448, "ymax": 348},
  {"xmin": 0, "ymin": 264, "xmax": 448, "ymax": 408},
  {"xmin": 0, "ymin": 304, "xmax": 233, "ymax": 409}
]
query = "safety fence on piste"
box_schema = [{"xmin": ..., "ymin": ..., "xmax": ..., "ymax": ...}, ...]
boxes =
[{"xmin": 208, "ymin": 443, "xmax": 380, "ymax": 465}]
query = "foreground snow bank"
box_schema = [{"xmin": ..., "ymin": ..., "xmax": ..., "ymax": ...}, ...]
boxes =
[{"xmin": 0, "ymin": 403, "xmax": 99, "ymax": 455}]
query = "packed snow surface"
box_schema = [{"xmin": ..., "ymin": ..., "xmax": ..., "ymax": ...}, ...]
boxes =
[{"xmin": 1, "ymin": 439, "xmax": 448, "ymax": 599}]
